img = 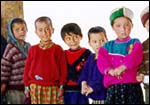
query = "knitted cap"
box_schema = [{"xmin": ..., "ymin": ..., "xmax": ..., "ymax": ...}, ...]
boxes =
[
  {"xmin": 110, "ymin": 7, "xmax": 133, "ymax": 26},
  {"xmin": 140, "ymin": 6, "xmax": 149, "ymax": 26}
]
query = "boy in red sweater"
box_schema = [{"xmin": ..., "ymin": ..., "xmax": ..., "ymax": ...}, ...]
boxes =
[{"xmin": 23, "ymin": 16, "xmax": 67, "ymax": 104}]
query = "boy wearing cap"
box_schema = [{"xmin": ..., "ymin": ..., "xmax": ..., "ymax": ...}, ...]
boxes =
[
  {"xmin": 97, "ymin": 7, "xmax": 144, "ymax": 104},
  {"xmin": 137, "ymin": 6, "xmax": 149, "ymax": 104}
]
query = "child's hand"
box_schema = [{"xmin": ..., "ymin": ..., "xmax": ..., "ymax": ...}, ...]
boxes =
[
  {"xmin": 57, "ymin": 88, "xmax": 64, "ymax": 98},
  {"xmin": 136, "ymin": 73, "xmax": 144, "ymax": 82},
  {"xmin": 114, "ymin": 65, "xmax": 126, "ymax": 79},
  {"xmin": 24, "ymin": 86, "xmax": 30, "ymax": 98},
  {"xmin": 1, "ymin": 83, "xmax": 6, "ymax": 93},
  {"xmin": 114, "ymin": 68, "xmax": 123, "ymax": 79},
  {"xmin": 108, "ymin": 69, "xmax": 115, "ymax": 76},
  {"xmin": 85, "ymin": 86, "xmax": 93, "ymax": 96},
  {"xmin": 81, "ymin": 81, "xmax": 88, "ymax": 95},
  {"xmin": 24, "ymin": 89, "xmax": 30, "ymax": 98}
]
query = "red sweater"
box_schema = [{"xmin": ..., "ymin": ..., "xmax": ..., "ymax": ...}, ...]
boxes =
[
  {"xmin": 23, "ymin": 44, "xmax": 67, "ymax": 86},
  {"xmin": 65, "ymin": 48, "xmax": 91, "ymax": 86}
]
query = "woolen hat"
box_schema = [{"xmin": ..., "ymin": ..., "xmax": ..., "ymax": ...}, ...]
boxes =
[
  {"xmin": 110, "ymin": 7, "xmax": 133, "ymax": 26},
  {"xmin": 140, "ymin": 6, "xmax": 149, "ymax": 26}
]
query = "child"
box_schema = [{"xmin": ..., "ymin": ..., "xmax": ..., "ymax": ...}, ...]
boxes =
[
  {"xmin": 97, "ymin": 7, "xmax": 144, "ymax": 104},
  {"xmin": 78, "ymin": 26, "xmax": 107, "ymax": 104},
  {"xmin": 23, "ymin": 16, "xmax": 67, "ymax": 104},
  {"xmin": 1, "ymin": 18, "xmax": 30, "ymax": 104},
  {"xmin": 61, "ymin": 23, "xmax": 91, "ymax": 104},
  {"xmin": 1, "ymin": 35, "xmax": 7, "ymax": 104},
  {"xmin": 1, "ymin": 35, "xmax": 7, "ymax": 59},
  {"xmin": 137, "ymin": 6, "xmax": 149, "ymax": 104}
]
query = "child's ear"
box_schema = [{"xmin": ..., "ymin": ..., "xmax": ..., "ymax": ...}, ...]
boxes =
[
  {"xmin": 52, "ymin": 28, "xmax": 54, "ymax": 33},
  {"xmin": 35, "ymin": 29, "xmax": 37, "ymax": 35},
  {"xmin": 79, "ymin": 35, "xmax": 82, "ymax": 40},
  {"xmin": 88, "ymin": 41, "xmax": 91, "ymax": 47},
  {"xmin": 104, "ymin": 37, "xmax": 108, "ymax": 43}
]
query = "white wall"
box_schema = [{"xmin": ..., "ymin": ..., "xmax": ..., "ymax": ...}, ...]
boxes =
[{"xmin": 23, "ymin": 1, "xmax": 149, "ymax": 52}]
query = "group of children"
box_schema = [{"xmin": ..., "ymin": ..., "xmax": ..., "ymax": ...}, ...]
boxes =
[{"xmin": 1, "ymin": 6, "xmax": 149, "ymax": 104}]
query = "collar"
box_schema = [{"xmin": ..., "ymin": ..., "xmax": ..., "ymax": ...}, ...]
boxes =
[{"xmin": 115, "ymin": 36, "xmax": 131, "ymax": 43}]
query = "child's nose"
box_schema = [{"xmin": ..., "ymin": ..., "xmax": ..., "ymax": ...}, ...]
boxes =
[
  {"xmin": 70, "ymin": 37, "xmax": 76, "ymax": 42},
  {"xmin": 19, "ymin": 30, "xmax": 26, "ymax": 34},
  {"xmin": 120, "ymin": 26, "xmax": 126, "ymax": 31},
  {"xmin": 42, "ymin": 30, "xmax": 47, "ymax": 35},
  {"xmin": 97, "ymin": 41, "xmax": 102, "ymax": 46}
]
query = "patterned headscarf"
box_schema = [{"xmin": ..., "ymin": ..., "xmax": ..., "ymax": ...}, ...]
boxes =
[{"xmin": 7, "ymin": 18, "xmax": 30, "ymax": 58}]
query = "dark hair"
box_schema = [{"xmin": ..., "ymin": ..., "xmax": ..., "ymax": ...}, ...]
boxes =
[
  {"xmin": 61, "ymin": 23, "xmax": 82, "ymax": 40},
  {"xmin": 88, "ymin": 26, "xmax": 107, "ymax": 41},
  {"xmin": 35, "ymin": 16, "xmax": 53, "ymax": 28},
  {"xmin": 11, "ymin": 18, "xmax": 27, "ymax": 31}
]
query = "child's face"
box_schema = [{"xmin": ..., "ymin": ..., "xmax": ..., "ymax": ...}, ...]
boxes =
[
  {"xmin": 12, "ymin": 23, "xmax": 27, "ymax": 41},
  {"xmin": 112, "ymin": 17, "xmax": 132, "ymax": 40},
  {"xmin": 145, "ymin": 19, "xmax": 149, "ymax": 32},
  {"xmin": 89, "ymin": 32, "xmax": 107, "ymax": 54},
  {"xmin": 35, "ymin": 21, "xmax": 54, "ymax": 42},
  {"xmin": 64, "ymin": 33, "xmax": 82, "ymax": 50}
]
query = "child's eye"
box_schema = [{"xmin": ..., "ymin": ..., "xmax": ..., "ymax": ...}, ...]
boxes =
[
  {"xmin": 74, "ymin": 36, "xmax": 78, "ymax": 39},
  {"xmin": 15, "ymin": 29, "xmax": 19, "ymax": 32},
  {"xmin": 101, "ymin": 39, "xmax": 104, "ymax": 42},
  {"xmin": 125, "ymin": 24, "xmax": 130, "ymax": 27},
  {"xmin": 21, "ymin": 28, "xmax": 26, "ymax": 31},
  {"xmin": 39, "ymin": 29, "xmax": 42, "ymax": 32},
  {"xmin": 46, "ymin": 28, "xmax": 49, "ymax": 30},
  {"xmin": 66, "ymin": 37, "xmax": 71, "ymax": 41},
  {"xmin": 93, "ymin": 41, "xmax": 97, "ymax": 43},
  {"xmin": 116, "ymin": 24, "xmax": 121, "ymax": 27}
]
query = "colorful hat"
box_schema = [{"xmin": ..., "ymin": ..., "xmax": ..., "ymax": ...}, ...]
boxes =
[
  {"xmin": 110, "ymin": 7, "xmax": 133, "ymax": 25},
  {"xmin": 140, "ymin": 6, "xmax": 149, "ymax": 26}
]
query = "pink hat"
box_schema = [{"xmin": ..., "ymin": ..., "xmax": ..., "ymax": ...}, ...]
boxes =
[{"xmin": 140, "ymin": 6, "xmax": 149, "ymax": 26}]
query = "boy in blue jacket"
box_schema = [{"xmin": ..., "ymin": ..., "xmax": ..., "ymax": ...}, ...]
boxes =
[{"xmin": 78, "ymin": 26, "xmax": 107, "ymax": 104}]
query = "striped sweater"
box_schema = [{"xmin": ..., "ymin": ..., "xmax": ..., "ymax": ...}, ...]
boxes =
[
  {"xmin": 1, "ymin": 43, "xmax": 27, "ymax": 90},
  {"xmin": 138, "ymin": 38, "xmax": 149, "ymax": 75}
]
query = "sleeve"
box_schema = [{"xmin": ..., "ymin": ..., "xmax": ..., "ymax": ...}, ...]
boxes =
[
  {"xmin": 97, "ymin": 47, "xmax": 114, "ymax": 75},
  {"xmin": 122, "ymin": 41, "xmax": 143, "ymax": 70},
  {"xmin": 1, "ymin": 36, "xmax": 7, "ymax": 59},
  {"xmin": 23, "ymin": 47, "xmax": 33, "ymax": 86},
  {"xmin": 57, "ymin": 47, "xmax": 68, "ymax": 85},
  {"xmin": 88, "ymin": 72, "xmax": 104, "ymax": 93},
  {"xmin": 78, "ymin": 55, "xmax": 90, "ymax": 85},
  {"xmin": 1, "ymin": 44, "xmax": 13, "ymax": 84}
]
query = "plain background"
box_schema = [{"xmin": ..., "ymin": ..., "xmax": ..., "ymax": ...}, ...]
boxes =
[{"xmin": 24, "ymin": 1, "xmax": 149, "ymax": 52}]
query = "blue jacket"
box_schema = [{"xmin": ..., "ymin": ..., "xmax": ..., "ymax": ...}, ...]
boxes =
[{"xmin": 78, "ymin": 53, "xmax": 106, "ymax": 100}]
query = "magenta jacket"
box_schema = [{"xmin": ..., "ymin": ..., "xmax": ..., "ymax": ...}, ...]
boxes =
[{"xmin": 97, "ymin": 37, "xmax": 143, "ymax": 88}]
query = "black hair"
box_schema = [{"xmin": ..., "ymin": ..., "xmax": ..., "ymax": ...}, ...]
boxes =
[
  {"xmin": 61, "ymin": 23, "xmax": 82, "ymax": 40},
  {"xmin": 88, "ymin": 26, "xmax": 107, "ymax": 41}
]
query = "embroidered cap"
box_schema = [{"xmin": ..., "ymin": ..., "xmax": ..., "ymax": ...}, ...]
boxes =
[
  {"xmin": 140, "ymin": 6, "xmax": 149, "ymax": 26},
  {"xmin": 110, "ymin": 7, "xmax": 133, "ymax": 26}
]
